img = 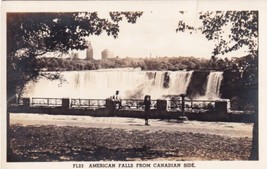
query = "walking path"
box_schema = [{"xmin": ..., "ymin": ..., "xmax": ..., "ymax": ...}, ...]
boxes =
[{"xmin": 10, "ymin": 113, "xmax": 253, "ymax": 138}]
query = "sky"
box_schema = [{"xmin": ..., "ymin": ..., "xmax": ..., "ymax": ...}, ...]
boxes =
[{"xmin": 72, "ymin": 10, "xmax": 248, "ymax": 60}]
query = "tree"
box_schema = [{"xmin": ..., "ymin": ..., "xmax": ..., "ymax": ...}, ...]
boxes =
[
  {"xmin": 177, "ymin": 11, "xmax": 258, "ymax": 58},
  {"xmin": 6, "ymin": 12, "xmax": 142, "ymax": 161},
  {"xmin": 176, "ymin": 11, "xmax": 258, "ymax": 160},
  {"xmin": 7, "ymin": 12, "xmax": 143, "ymax": 103}
]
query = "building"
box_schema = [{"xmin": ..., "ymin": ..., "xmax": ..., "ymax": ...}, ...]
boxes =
[
  {"xmin": 101, "ymin": 49, "xmax": 115, "ymax": 60},
  {"xmin": 85, "ymin": 41, "xmax": 93, "ymax": 60}
]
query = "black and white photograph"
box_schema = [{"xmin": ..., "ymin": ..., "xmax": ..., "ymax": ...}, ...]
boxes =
[{"xmin": 1, "ymin": 1, "xmax": 267, "ymax": 169}]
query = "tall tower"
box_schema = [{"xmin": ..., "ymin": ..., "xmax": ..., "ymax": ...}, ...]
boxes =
[{"xmin": 85, "ymin": 41, "xmax": 93, "ymax": 60}]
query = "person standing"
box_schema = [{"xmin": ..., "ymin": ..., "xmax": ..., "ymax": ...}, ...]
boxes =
[
  {"xmin": 112, "ymin": 90, "xmax": 121, "ymax": 116},
  {"xmin": 144, "ymin": 95, "xmax": 151, "ymax": 125}
]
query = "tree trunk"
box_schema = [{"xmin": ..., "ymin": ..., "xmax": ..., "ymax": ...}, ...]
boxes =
[{"xmin": 250, "ymin": 121, "xmax": 258, "ymax": 160}]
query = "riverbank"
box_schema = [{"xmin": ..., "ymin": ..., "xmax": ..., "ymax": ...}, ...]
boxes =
[{"xmin": 8, "ymin": 113, "xmax": 252, "ymax": 161}]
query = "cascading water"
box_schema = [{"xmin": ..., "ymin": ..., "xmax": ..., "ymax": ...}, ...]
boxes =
[
  {"xmin": 204, "ymin": 72, "xmax": 223, "ymax": 99},
  {"xmin": 168, "ymin": 71, "xmax": 193, "ymax": 95},
  {"xmin": 23, "ymin": 69, "xmax": 194, "ymax": 100}
]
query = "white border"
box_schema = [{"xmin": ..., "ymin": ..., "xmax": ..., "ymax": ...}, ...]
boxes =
[{"xmin": 1, "ymin": 1, "xmax": 267, "ymax": 169}]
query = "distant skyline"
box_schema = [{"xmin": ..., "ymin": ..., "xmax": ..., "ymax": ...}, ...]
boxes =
[{"xmin": 73, "ymin": 10, "xmax": 248, "ymax": 60}]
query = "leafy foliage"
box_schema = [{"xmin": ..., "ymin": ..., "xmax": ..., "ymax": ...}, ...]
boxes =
[
  {"xmin": 7, "ymin": 12, "xmax": 143, "ymax": 102},
  {"xmin": 177, "ymin": 11, "xmax": 258, "ymax": 160},
  {"xmin": 177, "ymin": 11, "xmax": 258, "ymax": 57},
  {"xmin": 38, "ymin": 55, "xmax": 257, "ymax": 75},
  {"xmin": 176, "ymin": 10, "xmax": 258, "ymax": 113},
  {"xmin": 36, "ymin": 56, "xmax": 225, "ymax": 71}
]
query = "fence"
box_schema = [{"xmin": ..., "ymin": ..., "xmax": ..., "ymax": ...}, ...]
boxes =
[
  {"xmin": 70, "ymin": 99, "xmax": 106, "ymax": 108},
  {"xmin": 31, "ymin": 98, "xmax": 62, "ymax": 107},
  {"xmin": 168, "ymin": 98, "xmax": 222, "ymax": 112},
  {"xmin": 18, "ymin": 97, "xmax": 232, "ymax": 113},
  {"xmin": 120, "ymin": 99, "xmax": 157, "ymax": 110}
]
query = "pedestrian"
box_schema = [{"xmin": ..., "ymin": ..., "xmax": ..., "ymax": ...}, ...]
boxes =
[
  {"xmin": 144, "ymin": 95, "xmax": 151, "ymax": 125},
  {"xmin": 112, "ymin": 90, "xmax": 121, "ymax": 116}
]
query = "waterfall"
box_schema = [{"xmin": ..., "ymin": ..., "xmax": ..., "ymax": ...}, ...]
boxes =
[
  {"xmin": 22, "ymin": 69, "xmax": 207, "ymax": 100},
  {"xmin": 168, "ymin": 71, "xmax": 193, "ymax": 95},
  {"xmin": 205, "ymin": 72, "xmax": 223, "ymax": 99}
]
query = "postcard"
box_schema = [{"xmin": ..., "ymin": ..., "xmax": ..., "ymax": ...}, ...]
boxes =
[{"xmin": 1, "ymin": 1, "xmax": 267, "ymax": 169}]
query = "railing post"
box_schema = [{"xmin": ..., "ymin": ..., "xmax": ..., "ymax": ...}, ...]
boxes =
[
  {"xmin": 215, "ymin": 101, "xmax": 228, "ymax": 112},
  {"xmin": 214, "ymin": 100, "xmax": 228, "ymax": 120},
  {"xmin": 179, "ymin": 94, "xmax": 188, "ymax": 121},
  {"xmin": 22, "ymin": 98, "xmax": 30, "ymax": 109},
  {"xmin": 62, "ymin": 98, "xmax": 70, "ymax": 109},
  {"xmin": 106, "ymin": 99, "xmax": 115, "ymax": 116},
  {"xmin": 157, "ymin": 99, "xmax": 167, "ymax": 111}
]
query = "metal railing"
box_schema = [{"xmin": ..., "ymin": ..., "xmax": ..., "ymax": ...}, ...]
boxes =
[
  {"xmin": 70, "ymin": 99, "xmax": 106, "ymax": 108},
  {"xmin": 168, "ymin": 99, "xmax": 182, "ymax": 110},
  {"xmin": 31, "ymin": 98, "xmax": 62, "ymax": 107},
  {"xmin": 186, "ymin": 100, "xmax": 216, "ymax": 109},
  {"xmin": 168, "ymin": 99, "xmax": 217, "ymax": 111},
  {"xmin": 120, "ymin": 99, "xmax": 157, "ymax": 110},
  {"xmin": 17, "ymin": 97, "xmax": 238, "ymax": 113}
]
